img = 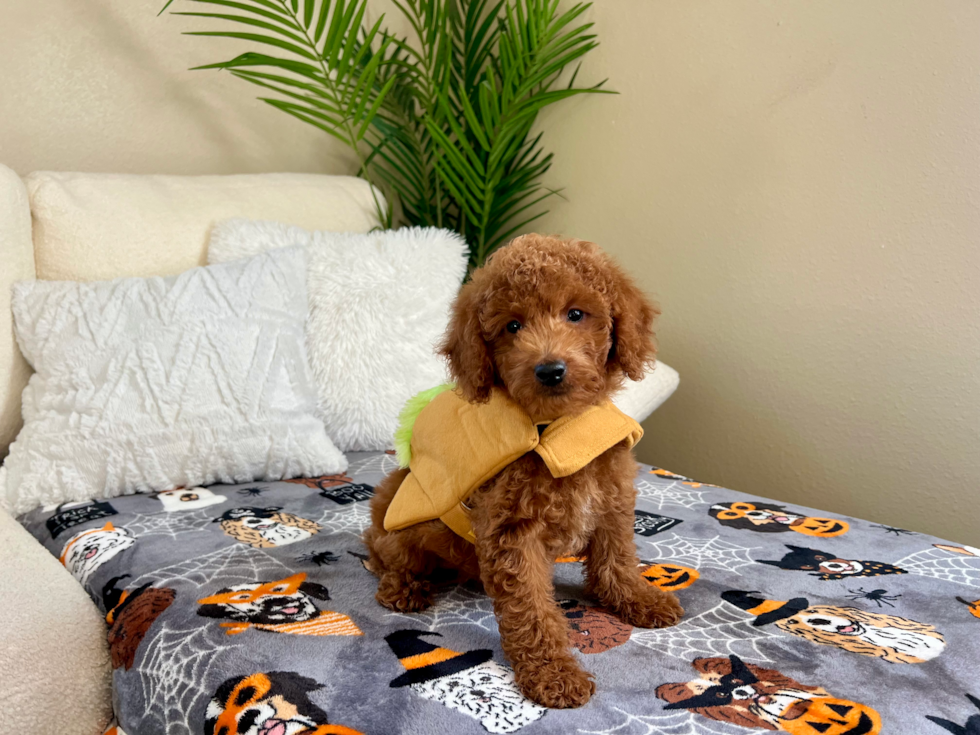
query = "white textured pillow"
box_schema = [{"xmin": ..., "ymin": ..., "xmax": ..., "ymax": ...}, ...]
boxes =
[
  {"xmin": 613, "ymin": 361, "xmax": 680, "ymax": 423},
  {"xmin": 1, "ymin": 248, "xmax": 345, "ymax": 514},
  {"xmin": 209, "ymin": 221, "xmax": 468, "ymax": 451}
]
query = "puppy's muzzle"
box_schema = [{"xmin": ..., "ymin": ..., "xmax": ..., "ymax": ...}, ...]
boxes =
[{"xmin": 534, "ymin": 360, "xmax": 567, "ymax": 387}]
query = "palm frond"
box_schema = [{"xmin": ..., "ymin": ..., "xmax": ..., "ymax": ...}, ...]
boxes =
[{"xmin": 164, "ymin": 0, "xmax": 613, "ymax": 263}]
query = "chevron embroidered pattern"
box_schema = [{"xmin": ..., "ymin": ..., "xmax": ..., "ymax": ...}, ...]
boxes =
[{"xmin": 2, "ymin": 248, "xmax": 345, "ymax": 514}]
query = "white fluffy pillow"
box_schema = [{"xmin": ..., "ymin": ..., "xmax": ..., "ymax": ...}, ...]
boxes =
[
  {"xmin": 209, "ymin": 221, "xmax": 468, "ymax": 451},
  {"xmin": 1, "ymin": 248, "xmax": 345, "ymax": 514}
]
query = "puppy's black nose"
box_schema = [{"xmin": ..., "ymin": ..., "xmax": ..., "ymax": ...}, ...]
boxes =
[{"xmin": 534, "ymin": 360, "xmax": 567, "ymax": 387}]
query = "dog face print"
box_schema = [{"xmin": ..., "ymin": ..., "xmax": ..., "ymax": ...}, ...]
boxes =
[
  {"xmin": 151, "ymin": 487, "xmax": 226, "ymax": 512},
  {"xmin": 197, "ymin": 573, "xmax": 361, "ymax": 637},
  {"xmin": 723, "ymin": 590, "xmax": 946, "ymax": 664},
  {"xmin": 559, "ymin": 600, "xmax": 632, "ymax": 654},
  {"xmin": 710, "ymin": 502, "xmax": 849, "ymax": 538},
  {"xmin": 214, "ymin": 507, "xmax": 321, "ymax": 548},
  {"xmin": 59, "ymin": 523, "xmax": 135, "ymax": 586},
  {"xmin": 411, "ymin": 661, "xmax": 546, "ymax": 734},
  {"xmin": 386, "ymin": 630, "xmax": 545, "ymax": 734},
  {"xmin": 204, "ymin": 671, "xmax": 362, "ymax": 735},
  {"xmin": 758, "ymin": 545, "xmax": 906, "ymax": 580},
  {"xmin": 656, "ymin": 656, "xmax": 882, "ymax": 733},
  {"xmin": 778, "ymin": 605, "xmax": 946, "ymax": 664},
  {"xmin": 101, "ymin": 576, "xmax": 176, "ymax": 670},
  {"xmin": 656, "ymin": 655, "xmax": 828, "ymax": 728}
]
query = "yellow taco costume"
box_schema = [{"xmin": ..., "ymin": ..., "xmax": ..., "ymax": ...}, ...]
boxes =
[{"xmin": 384, "ymin": 385, "xmax": 643, "ymax": 542}]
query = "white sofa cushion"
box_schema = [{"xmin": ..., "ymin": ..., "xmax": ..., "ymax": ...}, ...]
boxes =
[
  {"xmin": 25, "ymin": 171, "xmax": 381, "ymax": 282},
  {"xmin": 613, "ymin": 361, "xmax": 680, "ymax": 424},
  {"xmin": 209, "ymin": 220, "xmax": 468, "ymax": 452},
  {"xmin": 0, "ymin": 506, "xmax": 112, "ymax": 735},
  {"xmin": 2, "ymin": 248, "xmax": 345, "ymax": 514}
]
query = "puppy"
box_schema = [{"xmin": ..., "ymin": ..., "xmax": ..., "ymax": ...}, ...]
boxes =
[{"xmin": 364, "ymin": 234, "xmax": 683, "ymax": 708}]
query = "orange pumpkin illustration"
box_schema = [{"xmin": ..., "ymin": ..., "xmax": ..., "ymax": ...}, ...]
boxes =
[
  {"xmin": 780, "ymin": 697, "xmax": 882, "ymax": 735},
  {"xmin": 640, "ymin": 563, "xmax": 699, "ymax": 591},
  {"xmin": 791, "ymin": 517, "xmax": 850, "ymax": 538}
]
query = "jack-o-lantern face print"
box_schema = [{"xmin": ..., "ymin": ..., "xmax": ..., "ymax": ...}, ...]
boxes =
[
  {"xmin": 780, "ymin": 697, "xmax": 882, "ymax": 735},
  {"xmin": 640, "ymin": 563, "xmax": 699, "ymax": 591},
  {"xmin": 791, "ymin": 517, "xmax": 850, "ymax": 538}
]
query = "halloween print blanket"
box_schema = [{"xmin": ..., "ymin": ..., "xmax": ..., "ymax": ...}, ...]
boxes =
[{"xmin": 17, "ymin": 452, "xmax": 980, "ymax": 735}]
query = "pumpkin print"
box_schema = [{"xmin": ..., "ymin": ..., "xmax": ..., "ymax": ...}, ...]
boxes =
[
  {"xmin": 791, "ymin": 517, "xmax": 850, "ymax": 538},
  {"xmin": 780, "ymin": 697, "xmax": 882, "ymax": 735},
  {"xmin": 640, "ymin": 562, "xmax": 699, "ymax": 591}
]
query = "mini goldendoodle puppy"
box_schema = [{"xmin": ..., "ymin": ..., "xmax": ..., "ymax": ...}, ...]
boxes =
[{"xmin": 364, "ymin": 234, "xmax": 683, "ymax": 708}]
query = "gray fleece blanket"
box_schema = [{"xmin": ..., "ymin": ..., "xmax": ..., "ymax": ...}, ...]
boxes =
[{"xmin": 17, "ymin": 451, "xmax": 980, "ymax": 735}]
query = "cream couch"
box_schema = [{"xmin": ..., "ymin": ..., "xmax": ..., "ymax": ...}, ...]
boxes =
[{"xmin": 0, "ymin": 165, "xmax": 679, "ymax": 735}]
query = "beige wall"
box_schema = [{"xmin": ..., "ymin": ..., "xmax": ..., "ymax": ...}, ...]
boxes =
[
  {"xmin": 0, "ymin": 0, "xmax": 357, "ymax": 175},
  {"xmin": 537, "ymin": 1, "xmax": 980, "ymax": 545},
  {"xmin": 2, "ymin": 1, "xmax": 977, "ymax": 543}
]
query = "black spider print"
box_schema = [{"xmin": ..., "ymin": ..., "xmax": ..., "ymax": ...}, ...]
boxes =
[
  {"xmin": 297, "ymin": 550, "xmax": 341, "ymax": 566},
  {"xmin": 871, "ymin": 524, "xmax": 916, "ymax": 536},
  {"xmin": 845, "ymin": 587, "xmax": 902, "ymax": 608}
]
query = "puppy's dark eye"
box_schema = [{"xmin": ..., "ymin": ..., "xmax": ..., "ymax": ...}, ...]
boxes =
[
  {"xmin": 567, "ymin": 308, "xmax": 584, "ymax": 322},
  {"xmin": 506, "ymin": 320, "xmax": 522, "ymax": 334}
]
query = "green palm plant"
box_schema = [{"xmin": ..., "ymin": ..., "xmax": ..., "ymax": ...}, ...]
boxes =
[{"xmin": 163, "ymin": 0, "xmax": 612, "ymax": 266}]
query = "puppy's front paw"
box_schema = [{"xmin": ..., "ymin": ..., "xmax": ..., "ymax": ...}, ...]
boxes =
[
  {"xmin": 616, "ymin": 588, "xmax": 684, "ymax": 629},
  {"xmin": 516, "ymin": 657, "xmax": 595, "ymax": 709},
  {"xmin": 375, "ymin": 574, "xmax": 433, "ymax": 613}
]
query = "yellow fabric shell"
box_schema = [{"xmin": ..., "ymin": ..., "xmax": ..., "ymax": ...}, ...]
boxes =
[{"xmin": 383, "ymin": 388, "xmax": 643, "ymax": 542}]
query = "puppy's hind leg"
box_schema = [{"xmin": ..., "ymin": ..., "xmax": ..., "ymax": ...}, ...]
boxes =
[
  {"xmin": 368, "ymin": 526, "xmax": 437, "ymax": 613},
  {"xmin": 364, "ymin": 469, "xmax": 435, "ymax": 612}
]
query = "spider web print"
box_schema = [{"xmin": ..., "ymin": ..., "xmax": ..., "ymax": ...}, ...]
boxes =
[
  {"xmin": 122, "ymin": 510, "xmax": 215, "ymax": 540},
  {"xmin": 315, "ymin": 502, "xmax": 373, "ymax": 539},
  {"xmin": 347, "ymin": 452, "xmax": 400, "ymax": 477},
  {"xmin": 135, "ymin": 621, "xmax": 240, "ymax": 735},
  {"xmin": 640, "ymin": 534, "xmax": 759, "ymax": 575},
  {"xmin": 386, "ymin": 586, "xmax": 498, "ymax": 632},
  {"xmin": 132, "ymin": 544, "xmax": 294, "ymax": 589},
  {"xmin": 635, "ymin": 480, "xmax": 708, "ymax": 510},
  {"xmin": 895, "ymin": 547, "xmax": 980, "ymax": 586},
  {"xmin": 630, "ymin": 603, "xmax": 780, "ymax": 662},
  {"xmin": 579, "ymin": 708, "xmax": 742, "ymax": 735}
]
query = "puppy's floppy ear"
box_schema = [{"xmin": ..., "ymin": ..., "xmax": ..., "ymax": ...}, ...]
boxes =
[
  {"xmin": 439, "ymin": 279, "xmax": 496, "ymax": 402},
  {"xmin": 606, "ymin": 264, "xmax": 659, "ymax": 381}
]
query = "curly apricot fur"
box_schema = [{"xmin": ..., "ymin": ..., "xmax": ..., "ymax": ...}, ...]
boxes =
[{"xmin": 364, "ymin": 234, "xmax": 681, "ymax": 709}]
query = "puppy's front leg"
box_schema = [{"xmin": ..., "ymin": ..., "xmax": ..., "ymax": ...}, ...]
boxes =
[
  {"xmin": 476, "ymin": 523, "xmax": 595, "ymax": 709},
  {"xmin": 585, "ymin": 509, "xmax": 684, "ymax": 629}
]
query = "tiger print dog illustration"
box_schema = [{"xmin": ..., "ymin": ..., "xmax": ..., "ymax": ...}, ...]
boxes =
[
  {"xmin": 214, "ymin": 507, "xmax": 321, "ymax": 548},
  {"xmin": 197, "ymin": 573, "xmax": 361, "ymax": 636},
  {"xmin": 204, "ymin": 671, "xmax": 362, "ymax": 735}
]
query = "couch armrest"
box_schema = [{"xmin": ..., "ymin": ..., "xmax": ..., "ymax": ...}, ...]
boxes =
[{"xmin": 0, "ymin": 508, "xmax": 112, "ymax": 735}]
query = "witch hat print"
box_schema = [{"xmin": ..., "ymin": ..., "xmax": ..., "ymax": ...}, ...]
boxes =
[{"xmin": 385, "ymin": 630, "xmax": 546, "ymax": 733}]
